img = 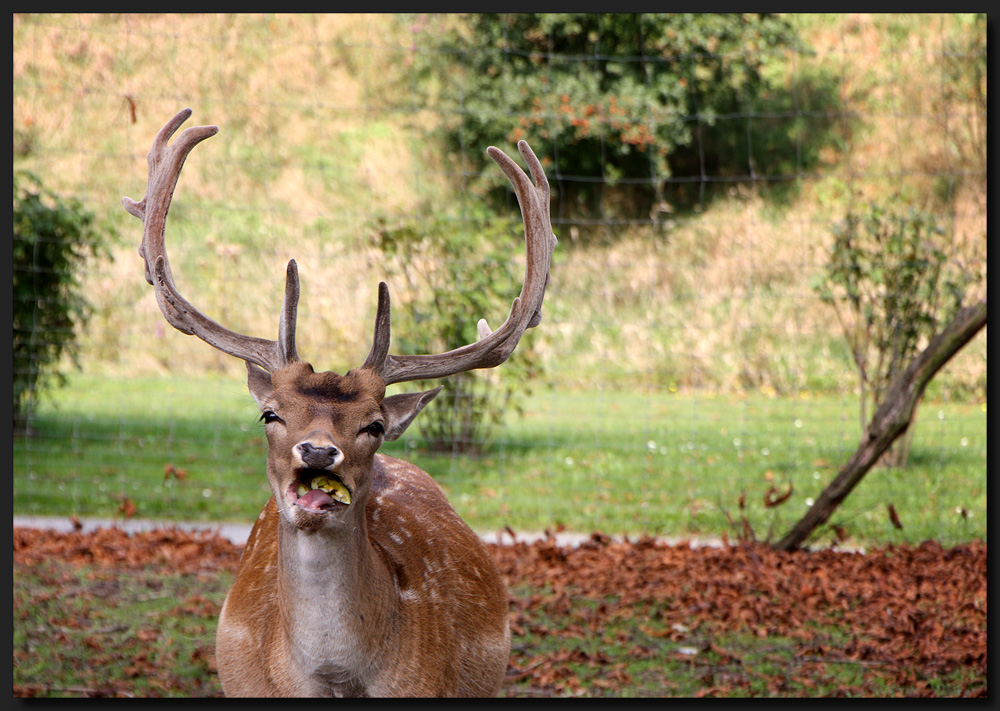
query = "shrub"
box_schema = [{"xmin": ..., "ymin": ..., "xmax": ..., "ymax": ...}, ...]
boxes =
[
  {"xmin": 407, "ymin": 13, "xmax": 813, "ymax": 219},
  {"xmin": 369, "ymin": 201, "xmax": 541, "ymax": 453},
  {"xmin": 813, "ymin": 200, "xmax": 972, "ymax": 466},
  {"xmin": 13, "ymin": 172, "xmax": 111, "ymax": 432}
]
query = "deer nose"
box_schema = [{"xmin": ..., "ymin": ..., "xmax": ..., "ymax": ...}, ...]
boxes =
[{"xmin": 297, "ymin": 441, "xmax": 342, "ymax": 469}]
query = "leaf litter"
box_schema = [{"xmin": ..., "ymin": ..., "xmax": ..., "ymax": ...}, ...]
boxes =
[{"xmin": 13, "ymin": 526, "xmax": 985, "ymax": 697}]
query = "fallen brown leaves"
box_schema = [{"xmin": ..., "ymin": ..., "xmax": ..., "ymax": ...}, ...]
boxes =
[
  {"xmin": 13, "ymin": 526, "xmax": 242, "ymax": 575},
  {"xmin": 494, "ymin": 533, "xmax": 986, "ymax": 696},
  {"xmin": 13, "ymin": 526, "xmax": 986, "ymax": 697}
]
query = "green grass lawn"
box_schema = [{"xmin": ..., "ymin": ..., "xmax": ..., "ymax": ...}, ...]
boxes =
[{"xmin": 14, "ymin": 373, "xmax": 986, "ymax": 547}]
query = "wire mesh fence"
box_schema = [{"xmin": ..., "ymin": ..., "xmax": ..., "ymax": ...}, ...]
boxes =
[{"xmin": 13, "ymin": 14, "xmax": 986, "ymax": 546}]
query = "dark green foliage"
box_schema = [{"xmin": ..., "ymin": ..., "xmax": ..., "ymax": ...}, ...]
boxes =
[
  {"xmin": 370, "ymin": 202, "xmax": 541, "ymax": 453},
  {"xmin": 407, "ymin": 13, "xmax": 834, "ymax": 222},
  {"xmin": 813, "ymin": 200, "xmax": 972, "ymax": 465},
  {"xmin": 13, "ymin": 172, "xmax": 111, "ymax": 431}
]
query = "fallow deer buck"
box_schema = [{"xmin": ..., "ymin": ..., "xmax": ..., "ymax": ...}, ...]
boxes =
[{"xmin": 122, "ymin": 109, "xmax": 555, "ymax": 697}]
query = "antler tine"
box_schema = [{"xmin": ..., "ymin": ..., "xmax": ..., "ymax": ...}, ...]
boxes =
[
  {"xmin": 123, "ymin": 109, "xmax": 298, "ymax": 373},
  {"xmin": 276, "ymin": 259, "xmax": 300, "ymax": 365},
  {"xmin": 361, "ymin": 281, "xmax": 393, "ymax": 373},
  {"xmin": 485, "ymin": 140, "xmax": 554, "ymax": 331},
  {"xmin": 363, "ymin": 140, "xmax": 556, "ymax": 386}
]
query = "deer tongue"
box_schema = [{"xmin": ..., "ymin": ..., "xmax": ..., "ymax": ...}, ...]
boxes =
[{"xmin": 297, "ymin": 488, "xmax": 335, "ymax": 510}]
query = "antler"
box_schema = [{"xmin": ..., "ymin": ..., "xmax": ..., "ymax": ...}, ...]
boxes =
[
  {"xmin": 124, "ymin": 111, "xmax": 555, "ymax": 382},
  {"xmin": 361, "ymin": 141, "xmax": 557, "ymax": 386},
  {"xmin": 122, "ymin": 109, "xmax": 299, "ymax": 372}
]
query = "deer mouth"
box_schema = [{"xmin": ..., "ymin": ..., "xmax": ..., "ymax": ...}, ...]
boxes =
[{"xmin": 292, "ymin": 469, "xmax": 352, "ymax": 512}]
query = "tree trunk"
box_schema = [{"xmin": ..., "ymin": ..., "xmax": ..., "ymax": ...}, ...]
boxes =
[{"xmin": 773, "ymin": 299, "xmax": 986, "ymax": 552}]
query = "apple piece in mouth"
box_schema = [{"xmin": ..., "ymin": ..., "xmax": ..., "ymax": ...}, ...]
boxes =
[{"xmin": 295, "ymin": 473, "xmax": 351, "ymax": 509}]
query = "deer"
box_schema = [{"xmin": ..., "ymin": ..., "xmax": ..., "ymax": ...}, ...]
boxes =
[{"xmin": 122, "ymin": 109, "xmax": 556, "ymax": 697}]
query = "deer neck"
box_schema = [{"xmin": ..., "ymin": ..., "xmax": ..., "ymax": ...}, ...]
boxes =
[{"xmin": 274, "ymin": 503, "xmax": 395, "ymax": 695}]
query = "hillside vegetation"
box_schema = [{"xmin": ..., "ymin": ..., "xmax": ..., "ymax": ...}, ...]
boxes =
[{"xmin": 12, "ymin": 14, "xmax": 985, "ymax": 397}]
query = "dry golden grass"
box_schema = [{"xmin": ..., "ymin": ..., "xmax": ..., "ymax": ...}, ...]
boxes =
[{"xmin": 13, "ymin": 13, "xmax": 985, "ymax": 394}]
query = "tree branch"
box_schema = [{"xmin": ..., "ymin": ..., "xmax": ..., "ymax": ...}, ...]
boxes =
[{"xmin": 773, "ymin": 299, "xmax": 986, "ymax": 551}]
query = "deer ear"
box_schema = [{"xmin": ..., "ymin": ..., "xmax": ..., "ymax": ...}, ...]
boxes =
[
  {"xmin": 246, "ymin": 361, "xmax": 274, "ymax": 407},
  {"xmin": 382, "ymin": 386, "xmax": 443, "ymax": 442}
]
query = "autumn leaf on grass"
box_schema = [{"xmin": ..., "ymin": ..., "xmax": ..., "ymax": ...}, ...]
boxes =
[
  {"xmin": 640, "ymin": 625, "xmax": 673, "ymax": 639},
  {"xmin": 116, "ymin": 497, "xmax": 137, "ymax": 519},
  {"xmin": 164, "ymin": 464, "xmax": 187, "ymax": 482},
  {"xmin": 764, "ymin": 484, "xmax": 793, "ymax": 507},
  {"xmin": 640, "ymin": 623, "xmax": 688, "ymax": 641},
  {"xmin": 888, "ymin": 503, "xmax": 903, "ymax": 530},
  {"xmin": 136, "ymin": 628, "xmax": 159, "ymax": 642}
]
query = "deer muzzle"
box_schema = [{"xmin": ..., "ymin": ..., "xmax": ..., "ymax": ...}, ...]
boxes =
[{"xmin": 292, "ymin": 436, "xmax": 351, "ymax": 511}]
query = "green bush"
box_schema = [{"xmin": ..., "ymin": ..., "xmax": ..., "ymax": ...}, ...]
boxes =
[
  {"xmin": 369, "ymin": 201, "xmax": 542, "ymax": 453},
  {"xmin": 408, "ymin": 13, "xmax": 816, "ymax": 218},
  {"xmin": 812, "ymin": 200, "xmax": 973, "ymax": 465},
  {"xmin": 13, "ymin": 172, "xmax": 111, "ymax": 432}
]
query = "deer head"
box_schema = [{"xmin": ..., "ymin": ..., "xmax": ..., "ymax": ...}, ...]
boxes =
[{"xmin": 123, "ymin": 109, "xmax": 555, "ymax": 539}]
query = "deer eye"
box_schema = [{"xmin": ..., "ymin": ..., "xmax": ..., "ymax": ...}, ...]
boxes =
[
  {"xmin": 362, "ymin": 421, "xmax": 385, "ymax": 438},
  {"xmin": 259, "ymin": 410, "xmax": 282, "ymax": 425}
]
